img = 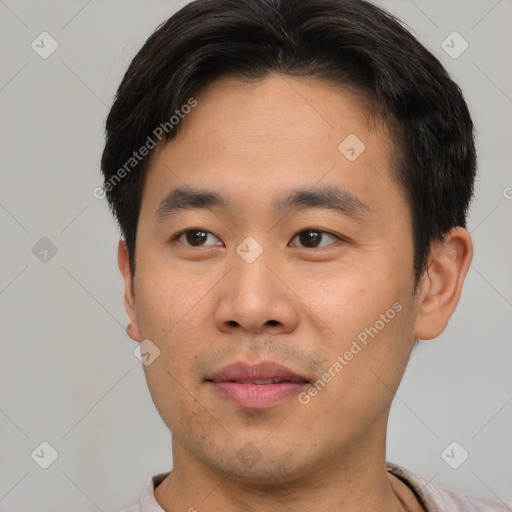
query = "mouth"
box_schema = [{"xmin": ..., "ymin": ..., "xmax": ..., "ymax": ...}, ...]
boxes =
[{"xmin": 206, "ymin": 361, "xmax": 310, "ymax": 409}]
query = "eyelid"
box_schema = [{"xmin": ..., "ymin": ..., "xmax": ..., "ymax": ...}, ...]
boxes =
[
  {"xmin": 288, "ymin": 229, "xmax": 345, "ymax": 248},
  {"xmin": 172, "ymin": 228, "xmax": 223, "ymax": 247}
]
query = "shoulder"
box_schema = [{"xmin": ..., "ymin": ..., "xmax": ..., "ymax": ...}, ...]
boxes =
[
  {"xmin": 118, "ymin": 472, "xmax": 170, "ymax": 512},
  {"xmin": 386, "ymin": 462, "xmax": 512, "ymax": 511},
  {"xmin": 435, "ymin": 484, "xmax": 512, "ymax": 511}
]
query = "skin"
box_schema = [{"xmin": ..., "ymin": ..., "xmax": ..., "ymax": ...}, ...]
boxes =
[{"xmin": 118, "ymin": 74, "xmax": 473, "ymax": 512}]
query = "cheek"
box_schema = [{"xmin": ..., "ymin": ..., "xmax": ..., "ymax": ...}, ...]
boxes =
[
  {"xmin": 294, "ymin": 262, "xmax": 403, "ymax": 345},
  {"xmin": 133, "ymin": 260, "xmax": 219, "ymax": 390},
  {"xmin": 134, "ymin": 260, "xmax": 212, "ymax": 340},
  {"xmin": 135, "ymin": 271, "xmax": 203, "ymax": 413}
]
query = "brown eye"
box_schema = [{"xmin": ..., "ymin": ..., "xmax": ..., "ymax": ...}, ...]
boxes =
[
  {"xmin": 290, "ymin": 230, "xmax": 340, "ymax": 249},
  {"xmin": 176, "ymin": 229, "xmax": 222, "ymax": 247}
]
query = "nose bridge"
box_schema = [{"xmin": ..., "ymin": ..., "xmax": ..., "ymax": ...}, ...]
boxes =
[
  {"xmin": 230, "ymin": 235, "xmax": 276, "ymax": 307},
  {"xmin": 213, "ymin": 236, "xmax": 299, "ymax": 334}
]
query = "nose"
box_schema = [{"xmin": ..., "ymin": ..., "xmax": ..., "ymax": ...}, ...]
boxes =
[{"xmin": 213, "ymin": 247, "xmax": 300, "ymax": 336}]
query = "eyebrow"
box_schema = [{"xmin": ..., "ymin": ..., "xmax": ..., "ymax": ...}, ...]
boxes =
[
  {"xmin": 273, "ymin": 186, "xmax": 371, "ymax": 222},
  {"xmin": 154, "ymin": 187, "xmax": 230, "ymax": 222},
  {"xmin": 154, "ymin": 185, "xmax": 372, "ymax": 223}
]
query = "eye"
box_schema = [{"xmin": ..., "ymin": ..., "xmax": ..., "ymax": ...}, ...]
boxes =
[
  {"xmin": 289, "ymin": 229, "xmax": 341, "ymax": 249},
  {"xmin": 174, "ymin": 229, "xmax": 223, "ymax": 247}
]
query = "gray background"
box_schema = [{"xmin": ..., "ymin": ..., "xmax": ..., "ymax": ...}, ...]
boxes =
[{"xmin": 0, "ymin": 0, "xmax": 511, "ymax": 510}]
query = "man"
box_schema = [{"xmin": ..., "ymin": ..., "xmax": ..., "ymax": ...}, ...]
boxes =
[{"xmin": 100, "ymin": 0, "xmax": 511, "ymax": 510}]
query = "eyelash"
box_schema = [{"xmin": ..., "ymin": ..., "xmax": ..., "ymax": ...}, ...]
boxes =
[{"xmin": 171, "ymin": 228, "xmax": 345, "ymax": 249}]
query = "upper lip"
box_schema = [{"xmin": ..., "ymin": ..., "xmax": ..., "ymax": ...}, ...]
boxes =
[{"xmin": 207, "ymin": 361, "xmax": 309, "ymax": 383}]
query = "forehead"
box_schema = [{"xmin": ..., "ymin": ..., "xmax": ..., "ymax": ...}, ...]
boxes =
[
  {"xmin": 173, "ymin": 73, "xmax": 383, "ymax": 153},
  {"xmin": 142, "ymin": 73, "xmax": 404, "ymax": 220}
]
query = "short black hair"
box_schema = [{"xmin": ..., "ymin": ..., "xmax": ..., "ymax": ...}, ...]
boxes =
[{"xmin": 101, "ymin": 0, "xmax": 476, "ymax": 285}]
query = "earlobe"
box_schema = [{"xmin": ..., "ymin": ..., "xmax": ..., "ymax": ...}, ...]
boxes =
[
  {"xmin": 413, "ymin": 227, "xmax": 473, "ymax": 340},
  {"xmin": 118, "ymin": 239, "xmax": 142, "ymax": 342}
]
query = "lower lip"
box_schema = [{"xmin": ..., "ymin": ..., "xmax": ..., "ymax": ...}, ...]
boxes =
[{"xmin": 209, "ymin": 381, "xmax": 307, "ymax": 409}]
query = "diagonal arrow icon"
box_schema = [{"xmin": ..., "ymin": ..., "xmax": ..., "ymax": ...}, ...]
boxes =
[
  {"xmin": 31, "ymin": 31, "xmax": 59, "ymax": 59},
  {"xmin": 32, "ymin": 237, "xmax": 58, "ymax": 262},
  {"xmin": 339, "ymin": 134, "xmax": 365, "ymax": 161},
  {"xmin": 31, "ymin": 441, "xmax": 59, "ymax": 468},
  {"xmin": 236, "ymin": 442, "xmax": 262, "ymax": 467},
  {"xmin": 135, "ymin": 339, "xmax": 161, "ymax": 365},
  {"xmin": 441, "ymin": 441, "xmax": 468, "ymax": 469},
  {"xmin": 236, "ymin": 236, "xmax": 263, "ymax": 263},
  {"xmin": 441, "ymin": 32, "xmax": 468, "ymax": 59}
]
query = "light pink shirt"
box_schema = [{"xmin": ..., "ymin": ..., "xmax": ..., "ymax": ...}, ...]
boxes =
[{"xmin": 121, "ymin": 462, "xmax": 512, "ymax": 511}]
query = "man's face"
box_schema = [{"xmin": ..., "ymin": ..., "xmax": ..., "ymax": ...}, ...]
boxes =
[{"xmin": 128, "ymin": 74, "xmax": 421, "ymax": 482}]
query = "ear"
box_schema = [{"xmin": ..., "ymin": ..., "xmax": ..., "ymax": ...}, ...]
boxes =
[
  {"xmin": 413, "ymin": 227, "xmax": 473, "ymax": 340},
  {"xmin": 118, "ymin": 239, "xmax": 142, "ymax": 342}
]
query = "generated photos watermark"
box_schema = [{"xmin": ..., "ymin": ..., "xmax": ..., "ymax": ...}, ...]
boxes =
[
  {"xmin": 93, "ymin": 97, "xmax": 197, "ymax": 200},
  {"xmin": 298, "ymin": 301, "xmax": 403, "ymax": 405}
]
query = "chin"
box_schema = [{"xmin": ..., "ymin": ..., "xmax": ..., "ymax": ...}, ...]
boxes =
[{"xmin": 201, "ymin": 445, "xmax": 314, "ymax": 487}]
